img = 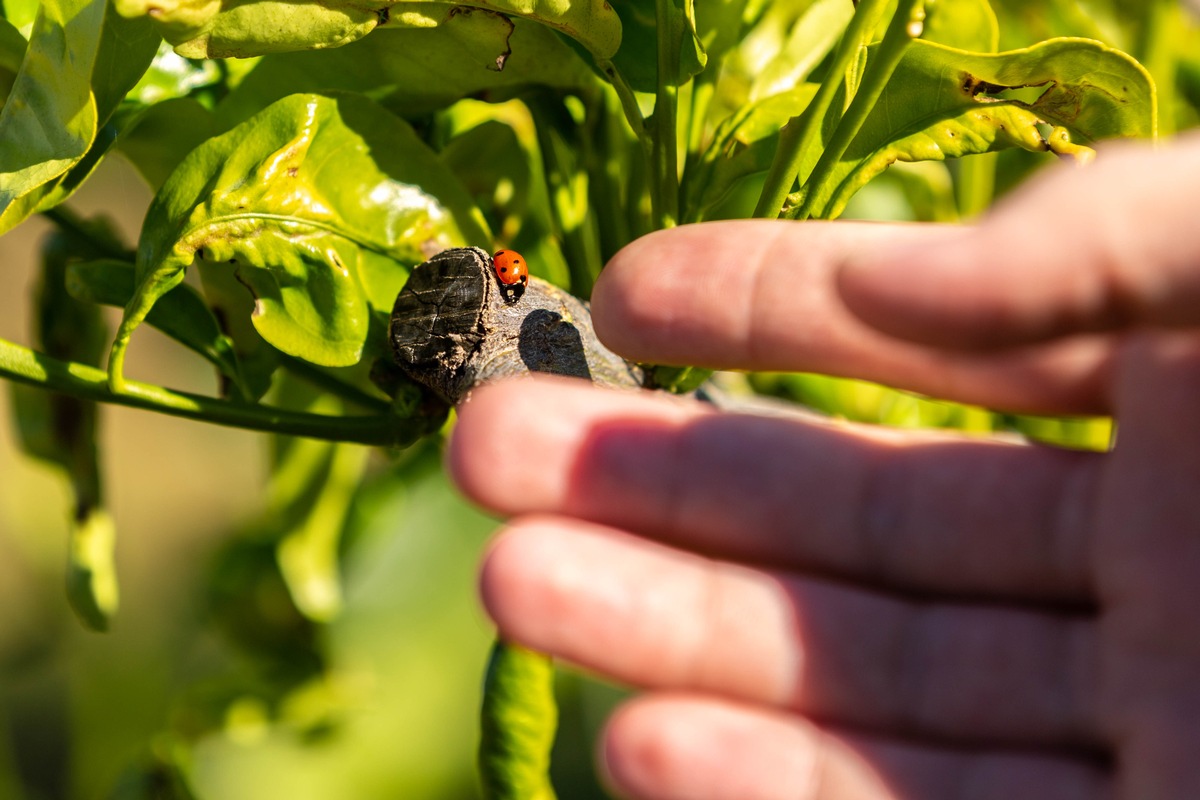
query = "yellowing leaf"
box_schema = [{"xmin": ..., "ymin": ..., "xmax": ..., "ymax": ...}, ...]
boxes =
[
  {"xmin": 802, "ymin": 37, "xmax": 1156, "ymax": 219},
  {"xmin": 116, "ymin": 0, "xmax": 622, "ymax": 62},
  {"xmin": 109, "ymin": 93, "xmax": 487, "ymax": 389}
]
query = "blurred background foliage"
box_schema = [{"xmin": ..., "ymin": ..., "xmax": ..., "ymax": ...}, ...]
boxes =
[
  {"xmin": 0, "ymin": 0, "xmax": 1197, "ymax": 798},
  {"xmin": 0, "ymin": 104, "xmax": 621, "ymax": 800}
]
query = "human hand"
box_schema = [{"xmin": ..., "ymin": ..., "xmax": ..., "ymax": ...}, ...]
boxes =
[{"xmin": 449, "ymin": 132, "xmax": 1200, "ymax": 800}]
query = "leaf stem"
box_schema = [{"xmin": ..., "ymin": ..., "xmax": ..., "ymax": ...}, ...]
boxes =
[
  {"xmin": 652, "ymin": 0, "xmax": 681, "ymax": 229},
  {"xmin": 598, "ymin": 61, "xmax": 645, "ymax": 140},
  {"xmin": 0, "ymin": 337, "xmax": 426, "ymax": 446},
  {"xmin": 790, "ymin": 0, "xmax": 926, "ymax": 220},
  {"xmin": 752, "ymin": 0, "xmax": 895, "ymax": 219}
]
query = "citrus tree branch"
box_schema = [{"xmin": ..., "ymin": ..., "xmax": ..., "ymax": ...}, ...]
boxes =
[{"xmin": 0, "ymin": 336, "xmax": 428, "ymax": 446}]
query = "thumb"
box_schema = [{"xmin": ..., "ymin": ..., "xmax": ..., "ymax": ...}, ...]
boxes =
[{"xmin": 837, "ymin": 132, "xmax": 1200, "ymax": 350}]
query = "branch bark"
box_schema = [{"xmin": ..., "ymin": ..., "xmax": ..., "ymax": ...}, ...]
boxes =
[{"xmin": 389, "ymin": 247, "xmax": 644, "ymax": 404}]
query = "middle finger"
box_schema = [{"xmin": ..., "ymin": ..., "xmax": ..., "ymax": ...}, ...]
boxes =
[{"xmin": 451, "ymin": 379, "xmax": 1101, "ymax": 603}]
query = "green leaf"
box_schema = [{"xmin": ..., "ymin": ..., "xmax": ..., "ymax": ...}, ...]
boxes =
[
  {"xmin": 216, "ymin": 12, "xmax": 596, "ymax": 124},
  {"xmin": 686, "ymin": 86, "xmax": 816, "ymax": 221},
  {"xmin": 66, "ymin": 507, "xmax": 119, "ymax": 632},
  {"xmin": 110, "ymin": 93, "xmax": 487, "ymax": 389},
  {"xmin": 692, "ymin": 0, "xmax": 746, "ymax": 62},
  {"xmin": 605, "ymin": 0, "xmax": 706, "ymax": 93},
  {"xmin": 747, "ymin": 0, "xmax": 854, "ymax": 102},
  {"xmin": 712, "ymin": 0, "xmax": 851, "ymax": 123},
  {"xmin": 992, "ymin": 0, "xmax": 1116, "ymax": 51},
  {"xmin": 842, "ymin": 160, "xmax": 960, "ymax": 222},
  {"xmin": 922, "ymin": 0, "xmax": 999, "ymax": 53},
  {"xmin": 479, "ymin": 641, "xmax": 557, "ymax": 800},
  {"xmin": 195, "ymin": 258, "xmax": 281, "ymax": 399},
  {"xmin": 0, "ymin": 0, "xmax": 104, "ymax": 224},
  {"xmin": 1, "ymin": 0, "xmax": 38, "ymax": 32},
  {"xmin": 126, "ymin": 40, "xmax": 223, "ymax": 105},
  {"xmin": 0, "ymin": 17, "xmax": 25, "ymax": 104},
  {"xmin": 10, "ymin": 226, "xmax": 118, "ymax": 631},
  {"xmin": 117, "ymin": 0, "xmax": 622, "ymax": 61},
  {"xmin": 0, "ymin": 0, "xmax": 159, "ymax": 234},
  {"xmin": 117, "ymin": 97, "xmax": 219, "ymax": 190},
  {"xmin": 648, "ymin": 364, "xmax": 713, "ymax": 393},
  {"xmin": 440, "ymin": 115, "xmax": 570, "ymax": 287},
  {"xmin": 91, "ymin": 4, "xmax": 160, "ymax": 113},
  {"xmin": 525, "ymin": 92, "xmax": 604, "ymax": 293},
  {"xmin": 274, "ymin": 437, "xmax": 369, "ymax": 622},
  {"xmin": 801, "ymin": 37, "xmax": 1156, "ymax": 219}
]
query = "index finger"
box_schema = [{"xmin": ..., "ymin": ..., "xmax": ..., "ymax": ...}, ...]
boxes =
[{"xmin": 593, "ymin": 221, "xmax": 1114, "ymax": 415}]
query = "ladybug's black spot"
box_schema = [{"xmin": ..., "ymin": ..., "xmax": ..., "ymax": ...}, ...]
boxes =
[{"xmin": 500, "ymin": 266, "xmax": 508, "ymax": 273}]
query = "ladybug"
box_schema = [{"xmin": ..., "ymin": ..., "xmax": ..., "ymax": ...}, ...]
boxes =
[{"xmin": 492, "ymin": 249, "xmax": 528, "ymax": 302}]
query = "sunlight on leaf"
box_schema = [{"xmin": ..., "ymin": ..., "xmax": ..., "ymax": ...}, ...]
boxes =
[
  {"xmin": 798, "ymin": 37, "xmax": 1156, "ymax": 219},
  {"xmin": 109, "ymin": 92, "xmax": 487, "ymax": 389},
  {"xmin": 217, "ymin": 12, "xmax": 594, "ymax": 124},
  {"xmin": 0, "ymin": 0, "xmax": 158, "ymax": 235},
  {"xmin": 115, "ymin": 0, "xmax": 622, "ymax": 63}
]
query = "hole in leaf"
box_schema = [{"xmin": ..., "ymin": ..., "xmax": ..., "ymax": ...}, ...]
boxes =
[{"xmin": 967, "ymin": 76, "xmax": 1054, "ymax": 105}]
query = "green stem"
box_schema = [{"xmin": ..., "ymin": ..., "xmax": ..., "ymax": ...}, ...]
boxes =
[
  {"xmin": 0, "ymin": 337, "xmax": 426, "ymax": 446},
  {"xmin": 790, "ymin": 0, "xmax": 926, "ymax": 220},
  {"xmin": 588, "ymin": 88, "xmax": 634, "ymax": 264},
  {"xmin": 526, "ymin": 94, "xmax": 602, "ymax": 295},
  {"xmin": 954, "ymin": 152, "xmax": 997, "ymax": 219},
  {"xmin": 686, "ymin": 70, "xmax": 714, "ymax": 159},
  {"xmin": 653, "ymin": 0, "xmax": 681, "ymax": 229},
  {"xmin": 278, "ymin": 355, "xmax": 390, "ymax": 413},
  {"xmin": 752, "ymin": 0, "xmax": 895, "ymax": 219},
  {"xmin": 679, "ymin": 67, "xmax": 715, "ymax": 221}
]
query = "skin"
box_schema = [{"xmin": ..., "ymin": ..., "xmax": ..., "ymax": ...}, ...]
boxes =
[{"xmin": 449, "ymin": 131, "xmax": 1200, "ymax": 800}]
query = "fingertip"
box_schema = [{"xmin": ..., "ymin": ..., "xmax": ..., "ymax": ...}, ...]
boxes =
[
  {"xmin": 601, "ymin": 695, "xmax": 730, "ymax": 800},
  {"xmin": 593, "ymin": 227, "xmax": 697, "ymax": 360},
  {"xmin": 601, "ymin": 695, "xmax": 822, "ymax": 800},
  {"xmin": 595, "ymin": 221, "xmax": 785, "ymax": 362},
  {"xmin": 599, "ymin": 696, "xmax": 670, "ymax": 799},
  {"xmin": 450, "ymin": 378, "xmax": 605, "ymax": 515},
  {"xmin": 478, "ymin": 517, "xmax": 623, "ymax": 652}
]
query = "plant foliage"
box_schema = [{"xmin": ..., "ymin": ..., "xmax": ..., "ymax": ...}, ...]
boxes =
[{"xmin": 0, "ymin": 0, "xmax": 1191, "ymax": 796}]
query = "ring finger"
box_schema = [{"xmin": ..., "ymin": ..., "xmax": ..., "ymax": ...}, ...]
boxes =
[{"xmin": 480, "ymin": 516, "xmax": 1102, "ymax": 751}]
